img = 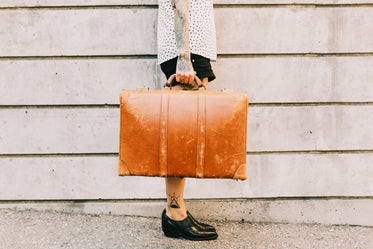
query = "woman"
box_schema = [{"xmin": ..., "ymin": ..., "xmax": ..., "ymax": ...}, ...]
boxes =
[{"xmin": 157, "ymin": 0, "xmax": 218, "ymax": 241}]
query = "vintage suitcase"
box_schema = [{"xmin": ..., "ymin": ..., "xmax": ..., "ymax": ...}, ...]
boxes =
[{"xmin": 118, "ymin": 84, "xmax": 248, "ymax": 180}]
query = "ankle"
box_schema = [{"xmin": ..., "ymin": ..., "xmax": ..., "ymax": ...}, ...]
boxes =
[{"xmin": 166, "ymin": 207, "xmax": 187, "ymax": 221}]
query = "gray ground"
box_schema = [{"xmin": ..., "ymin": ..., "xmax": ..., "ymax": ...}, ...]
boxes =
[{"xmin": 0, "ymin": 208, "xmax": 372, "ymax": 249}]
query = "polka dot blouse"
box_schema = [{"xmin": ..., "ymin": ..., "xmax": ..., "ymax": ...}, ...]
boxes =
[{"xmin": 157, "ymin": 0, "xmax": 217, "ymax": 64}]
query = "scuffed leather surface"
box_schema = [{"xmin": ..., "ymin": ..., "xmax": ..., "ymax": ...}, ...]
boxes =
[{"xmin": 119, "ymin": 89, "xmax": 248, "ymax": 180}]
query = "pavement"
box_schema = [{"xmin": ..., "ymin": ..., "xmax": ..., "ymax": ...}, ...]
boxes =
[{"xmin": 0, "ymin": 208, "xmax": 372, "ymax": 249}]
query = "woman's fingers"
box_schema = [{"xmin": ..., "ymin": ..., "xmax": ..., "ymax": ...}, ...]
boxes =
[
  {"xmin": 176, "ymin": 72, "xmax": 195, "ymax": 85},
  {"xmin": 188, "ymin": 74, "xmax": 194, "ymax": 85},
  {"xmin": 167, "ymin": 74, "xmax": 177, "ymax": 86},
  {"xmin": 176, "ymin": 73, "xmax": 181, "ymax": 83}
]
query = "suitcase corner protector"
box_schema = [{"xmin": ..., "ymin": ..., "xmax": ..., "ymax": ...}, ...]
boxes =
[
  {"xmin": 233, "ymin": 163, "xmax": 247, "ymax": 180},
  {"xmin": 118, "ymin": 159, "xmax": 131, "ymax": 176}
]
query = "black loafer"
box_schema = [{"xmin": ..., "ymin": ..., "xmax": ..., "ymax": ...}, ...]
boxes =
[
  {"xmin": 161, "ymin": 209, "xmax": 218, "ymax": 241},
  {"xmin": 187, "ymin": 210, "xmax": 216, "ymax": 232}
]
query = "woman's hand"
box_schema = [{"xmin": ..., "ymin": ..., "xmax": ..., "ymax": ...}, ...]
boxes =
[{"xmin": 176, "ymin": 54, "xmax": 194, "ymax": 85}]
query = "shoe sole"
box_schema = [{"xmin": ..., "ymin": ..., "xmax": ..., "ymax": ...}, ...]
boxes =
[{"xmin": 162, "ymin": 226, "xmax": 218, "ymax": 241}]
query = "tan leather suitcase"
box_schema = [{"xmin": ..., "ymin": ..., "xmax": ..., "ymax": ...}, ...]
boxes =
[{"xmin": 118, "ymin": 87, "xmax": 248, "ymax": 180}]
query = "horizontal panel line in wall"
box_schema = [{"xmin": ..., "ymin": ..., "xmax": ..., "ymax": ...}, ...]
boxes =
[
  {"xmin": 218, "ymin": 53, "xmax": 373, "ymax": 58},
  {"xmin": 0, "ymin": 104, "xmax": 120, "ymax": 109},
  {"xmin": 0, "ymin": 5, "xmax": 158, "ymax": 10},
  {"xmin": 246, "ymin": 150, "xmax": 373, "ymax": 154},
  {"xmin": 1, "ymin": 53, "xmax": 372, "ymax": 61},
  {"xmin": 1, "ymin": 4, "xmax": 373, "ymax": 10},
  {"xmin": 1, "ymin": 196, "xmax": 373, "ymax": 203},
  {"xmin": 214, "ymin": 4, "xmax": 373, "ymax": 8},
  {"xmin": 0, "ymin": 55, "xmax": 157, "ymax": 61},
  {"xmin": 250, "ymin": 102, "xmax": 373, "ymax": 107},
  {"xmin": 0, "ymin": 153, "xmax": 119, "ymax": 158},
  {"xmin": 1, "ymin": 150, "xmax": 373, "ymax": 158},
  {"xmin": 1, "ymin": 102, "xmax": 373, "ymax": 110},
  {"xmin": 187, "ymin": 196, "xmax": 373, "ymax": 201}
]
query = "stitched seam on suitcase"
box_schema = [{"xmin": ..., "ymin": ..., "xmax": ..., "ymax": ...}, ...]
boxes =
[
  {"xmin": 196, "ymin": 92, "xmax": 200, "ymax": 177},
  {"xmin": 203, "ymin": 91, "xmax": 206, "ymax": 176},
  {"xmin": 158, "ymin": 92, "xmax": 162, "ymax": 176},
  {"xmin": 159, "ymin": 89, "xmax": 169, "ymax": 177},
  {"xmin": 196, "ymin": 90, "xmax": 206, "ymax": 178},
  {"xmin": 166, "ymin": 90, "xmax": 170, "ymax": 175}
]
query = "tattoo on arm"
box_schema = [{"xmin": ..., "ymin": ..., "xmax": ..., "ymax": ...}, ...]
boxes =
[
  {"xmin": 173, "ymin": 0, "xmax": 194, "ymax": 79},
  {"xmin": 173, "ymin": 0, "xmax": 190, "ymax": 56}
]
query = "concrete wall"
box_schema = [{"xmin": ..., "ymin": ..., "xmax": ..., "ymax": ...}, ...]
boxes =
[{"xmin": 1, "ymin": 1, "xmax": 372, "ymax": 226}]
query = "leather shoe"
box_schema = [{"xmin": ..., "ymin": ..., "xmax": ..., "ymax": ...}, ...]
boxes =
[
  {"xmin": 187, "ymin": 210, "xmax": 216, "ymax": 232},
  {"xmin": 161, "ymin": 209, "xmax": 218, "ymax": 241}
]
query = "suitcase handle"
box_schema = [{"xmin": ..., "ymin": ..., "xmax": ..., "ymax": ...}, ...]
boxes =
[{"xmin": 164, "ymin": 74, "xmax": 205, "ymax": 90}]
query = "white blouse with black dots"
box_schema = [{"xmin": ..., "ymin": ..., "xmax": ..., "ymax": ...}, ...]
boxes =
[{"xmin": 157, "ymin": 0, "xmax": 217, "ymax": 64}]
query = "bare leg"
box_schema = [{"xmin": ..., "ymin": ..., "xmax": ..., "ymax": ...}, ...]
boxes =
[
  {"xmin": 165, "ymin": 177, "xmax": 187, "ymax": 221},
  {"xmin": 165, "ymin": 77, "xmax": 209, "ymax": 221}
]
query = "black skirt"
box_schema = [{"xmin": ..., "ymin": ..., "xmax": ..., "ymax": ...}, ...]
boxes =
[{"xmin": 160, "ymin": 53, "xmax": 216, "ymax": 82}]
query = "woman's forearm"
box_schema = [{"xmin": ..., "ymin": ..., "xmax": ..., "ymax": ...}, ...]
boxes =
[
  {"xmin": 172, "ymin": 0, "xmax": 194, "ymax": 84},
  {"xmin": 173, "ymin": 0, "xmax": 191, "ymax": 57}
]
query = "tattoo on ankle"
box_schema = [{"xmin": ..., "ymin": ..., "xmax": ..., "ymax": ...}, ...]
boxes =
[{"xmin": 169, "ymin": 192, "xmax": 181, "ymax": 209}]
